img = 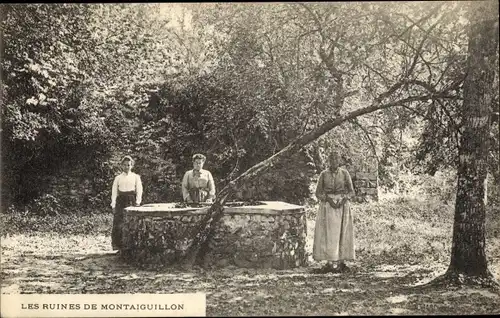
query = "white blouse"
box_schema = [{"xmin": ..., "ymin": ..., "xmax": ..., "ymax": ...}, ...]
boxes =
[{"xmin": 111, "ymin": 172, "xmax": 143, "ymax": 206}]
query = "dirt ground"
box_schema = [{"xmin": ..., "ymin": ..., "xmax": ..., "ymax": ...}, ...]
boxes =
[{"xmin": 2, "ymin": 233, "xmax": 499, "ymax": 316}]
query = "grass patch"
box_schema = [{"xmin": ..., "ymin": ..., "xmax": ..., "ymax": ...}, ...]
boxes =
[
  {"xmin": 0, "ymin": 211, "xmax": 112, "ymax": 236},
  {"xmin": 305, "ymin": 197, "xmax": 499, "ymax": 273},
  {"xmin": 352, "ymin": 198, "xmax": 455, "ymax": 265}
]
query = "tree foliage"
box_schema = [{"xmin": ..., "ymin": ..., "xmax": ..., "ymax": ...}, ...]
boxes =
[
  {"xmin": 1, "ymin": 4, "xmax": 107, "ymax": 205},
  {"xmin": 1, "ymin": 2, "xmax": 497, "ymax": 213},
  {"xmin": 2, "ymin": 4, "xmax": 179, "ymax": 207}
]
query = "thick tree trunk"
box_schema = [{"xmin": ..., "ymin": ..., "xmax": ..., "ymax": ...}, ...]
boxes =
[{"xmin": 444, "ymin": 0, "xmax": 498, "ymax": 283}]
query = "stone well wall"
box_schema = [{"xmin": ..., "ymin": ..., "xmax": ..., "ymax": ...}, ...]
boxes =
[{"xmin": 121, "ymin": 202, "xmax": 307, "ymax": 269}]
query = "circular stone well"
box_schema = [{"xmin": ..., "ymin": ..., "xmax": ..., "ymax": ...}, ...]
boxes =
[{"xmin": 121, "ymin": 201, "xmax": 307, "ymax": 269}]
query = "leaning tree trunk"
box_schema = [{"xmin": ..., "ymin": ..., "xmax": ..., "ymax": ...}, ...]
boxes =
[
  {"xmin": 443, "ymin": 0, "xmax": 499, "ymax": 285},
  {"xmin": 179, "ymin": 90, "xmax": 450, "ymax": 268}
]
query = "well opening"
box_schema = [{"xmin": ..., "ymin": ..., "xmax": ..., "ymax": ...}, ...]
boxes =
[{"xmin": 121, "ymin": 201, "xmax": 307, "ymax": 269}]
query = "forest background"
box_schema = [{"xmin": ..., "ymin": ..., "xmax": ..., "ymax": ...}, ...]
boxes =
[{"xmin": 2, "ymin": 2, "xmax": 498, "ymax": 212}]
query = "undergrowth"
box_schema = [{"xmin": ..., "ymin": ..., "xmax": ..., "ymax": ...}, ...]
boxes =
[
  {"xmin": 305, "ymin": 196, "xmax": 499, "ymax": 274},
  {"xmin": 0, "ymin": 211, "xmax": 112, "ymax": 236}
]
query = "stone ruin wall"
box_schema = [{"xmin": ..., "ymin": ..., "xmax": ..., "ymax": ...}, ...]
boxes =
[
  {"xmin": 351, "ymin": 170, "xmax": 379, "ymax": 203},
  {"xmin": 42, "ymin": 152, "xmax": 379, "ymax": 208}
]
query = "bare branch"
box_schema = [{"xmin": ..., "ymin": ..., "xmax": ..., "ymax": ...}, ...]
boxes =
[
  {"xmin": 403, "ymin": 79, "xmax": 462, "ymax": 101},
  {"xmin": 221, "ymin": 91, "xmax": 454, "ymax": 196},
  {"xmin": 367, "ymin": 124, "xmax": 389, "ymax": 135},
  {"xmin": 296, "ymin": 3, "xmax": 326, "ymax": 41},
  {"xmin": 392, "ymin": 2, "xmax": 446, "ymax": 40},
  {"xmin": 325, "ymin": 31, "xmax": 342, "ymax": 64},
  {"xmin": 342, "ymin": 89, "xmax": 359, "ymax": 99},
  {"xmin": 369, "ymin": 2, "xmax": 447, "ymax": 49},
  {"xmin": 434, "ymin": 53, "xmax": 461, "ymax": 88},
  {"xmin": 300, "ymin": 113, "xmax": 311, "ymax": 137},
  {"xmin": 403, "ymin": 79, "xmax": 437, "ymax": 93},
  {"xmin": 225, "ymin": 128, "xmax": 241, "ymax": 182},
  {"xmin": 374, "ymin": 81, "xmax": 405, "ymax": 104},
  {"xmin": 319, "ymin": 50, "xmax": 344, "ymax": 81},
  {"xmin": 399, "ymin": 102, "xmax": 436, "ymax": 122},
  {"xmin": 181, "ymin": 84, "xmax": 457, "ymax": 268},
  {"xmin": 398, "ymin": 101, "xmax": 460, "ymax": 144},
  {"xmin": 404, "ymin": 12, "xmax": 446, "ymax": 79},
  {"xmin": 434, "ymin": 98, "xmax": 461, "ymax": 133},
  {"xmin": 294, "ymin": 2, "xmax": 345, "ymax": 81},
  {"xmin": 362, "ymin": 63, "xmax": 391, "ymax": 87},
  {"xmin": 349, "ymin": 118, "xmax": 380, "ymax": 167}
]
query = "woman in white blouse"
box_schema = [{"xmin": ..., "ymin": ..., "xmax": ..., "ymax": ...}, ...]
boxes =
[
  {"xmin": 110, "ymin": 155, "xmax": 143, "ymax": 251},
  {"xmin": 182, "ymin": 154, "xmax": 216, "ymax": 203}
]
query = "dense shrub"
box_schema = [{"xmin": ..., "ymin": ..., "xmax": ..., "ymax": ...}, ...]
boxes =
[{"xmin": 28, "ymin": 194, "xmax": 63, "ymax": 217}]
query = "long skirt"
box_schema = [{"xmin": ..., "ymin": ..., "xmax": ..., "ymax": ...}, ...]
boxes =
[
  {"xmin": 112, "ymin": 191, "xmax": 136, "ymax": 250},
  {"xmin": 313, "ymin": 195, "xmax": 355, "ymax": 261}
]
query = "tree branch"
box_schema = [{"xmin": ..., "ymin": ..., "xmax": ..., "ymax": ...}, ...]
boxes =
[
  {"xmin": 225, "ymin": 128, "xmax": 241, "ymax": 182},
  {"xmin": 434, "ymin": 98, "xmax": 462, "ymax": 134},
  {"xmin": 399, "ymin": 102, "xmax": 436, "ymax": 123},
  {"xmin": 392, "ymin": 2, "xmax": 446, "ymax": 40},
  {"xmin": 349, "ymin": 118, "xmax": 380, "ymax": 167},
  {"xmin": 404, "ymin": 12, "xmax": 445, "ymax": 80},
  {"xmin": 294, "ymin": 3, "xmax": 345, "ymax": 81},
  {"xmin": 434, "ymin": 53, "xmax": 461, "ymax": 89},
  {"xmin": 362, "ymin": 63, "xmax": 391, "ymax": 87},
  {"xmin": 296, "ymin": 3, "xmax": 326, "ymax": 41},
  {"xmin": 221, "ymin": 92, "xmax": 454, "ymax": 198},
  {"xmin": 369, "ymin": 2, "xmax": 447, "ymax": 50},
  {"xmin": 180, "ymin": 89, "xmax": 455, "ymax": 268},
  {"xmin": 398, "ymin": 79, "xmax": 462, "ymax": 133}
]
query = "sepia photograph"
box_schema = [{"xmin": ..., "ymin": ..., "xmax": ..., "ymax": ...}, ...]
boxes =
[{"xmin": 1, "ymin": 1, "xmax": 499, "ymax": 316}]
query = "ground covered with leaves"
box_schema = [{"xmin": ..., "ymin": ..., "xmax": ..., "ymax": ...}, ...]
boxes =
[{"xmin": 1, "ymin": 198, "xmax": 499, "ymax": 316}]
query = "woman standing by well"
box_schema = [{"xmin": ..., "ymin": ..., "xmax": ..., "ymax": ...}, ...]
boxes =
[
  {"xmin": 313, "ymin": 151, "xmax": 356, "ymax": 273},
  {"xmin": 182, "ymin": 153, "xmax": 216, "ymax": 203},
  {"xmin": 110, "ymin": 155, "xmax": 143, "ymax": 252}
]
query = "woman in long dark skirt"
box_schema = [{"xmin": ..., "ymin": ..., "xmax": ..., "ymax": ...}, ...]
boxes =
[{"xmin": 110, "ymin": 155, "xmax": 143, "ymax": 252}]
